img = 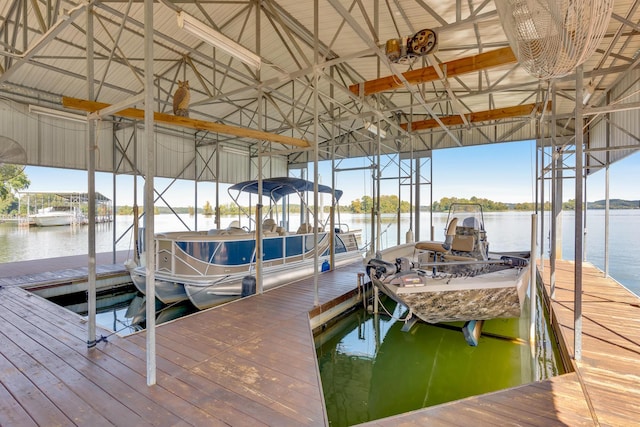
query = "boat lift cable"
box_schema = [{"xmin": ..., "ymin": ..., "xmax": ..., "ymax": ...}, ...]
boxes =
[{"xmin": 372, "ymin": 287, "xmax": 413, "ymax": 323}]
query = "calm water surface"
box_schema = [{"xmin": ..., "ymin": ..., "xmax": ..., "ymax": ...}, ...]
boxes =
[
  {"xmin": 316, "ymin": 293, "xmax": 562, "ymax": 426},
  {"xmin": 1, "ymin": 210, "xmax": 638, "ymax": 295}
]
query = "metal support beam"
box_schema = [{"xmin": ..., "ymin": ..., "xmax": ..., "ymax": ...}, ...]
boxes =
[
  {"xmin": 143, "ymin": 0, "xmax": 156, "ymax": 386},
  {"xmin": 86, "ymin": 2, "xmax": 97, "ymax": 350},
  {"xmin": 574, "ymin": 65, "xmax": 585, "ymax": 361}
]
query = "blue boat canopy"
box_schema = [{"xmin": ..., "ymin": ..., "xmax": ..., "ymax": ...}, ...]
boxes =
[{"xmin": 228, "ymin": 177, "xmax": 343, "ymax": 202}]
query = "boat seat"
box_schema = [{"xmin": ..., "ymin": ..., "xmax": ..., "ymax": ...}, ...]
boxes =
[
  {"xmin": 414, "ymin": 217, "xmax": 459, "ymax": 253},
  {"xmin": 297, "ymin": 223, "xmax": 323, "ymax": 234},
  {"xmin": 415, "ymin": 241, "xmax": 448, "ymax": 252},
  {"xmin": 452, "ymin": 233, "xmax": 476, "ymax": 252},
  {"xmin": 275, "ymin": 226, "xmax": 287, "ymax": 236},
  {"xmin": 262, "ymin": 218, "xmax": 277, "ymax": 232},
  {"xmin": 297, "ymin": 223, "xmax": 312, "ymax": 234}
]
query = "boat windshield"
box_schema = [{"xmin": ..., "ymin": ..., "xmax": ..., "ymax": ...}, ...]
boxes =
[{"xmin": 445, "ymin": 203, "xmax": 485, "ymax": 232}]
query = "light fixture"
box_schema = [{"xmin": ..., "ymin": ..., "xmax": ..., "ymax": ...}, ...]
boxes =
[
  {"xmin": 222, "ymin": 145, "xmax": 248, "ymax": 156},
  {"xmin": 28, "ymin": 105, "xmax": 87, "ymax": 123},
  {"xmin": 583, "ymin": 80, "xmax": 596, "ymax": 105},
  {"xmin": 177, "ymin": 11, "xmax": 261, "ymax": 70},
  {"xmin": 364, "ymin": 121, "xmax": 387, "ymax": 138}
]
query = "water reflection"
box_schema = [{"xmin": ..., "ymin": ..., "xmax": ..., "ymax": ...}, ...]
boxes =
[
  {"xmin": 54, "ymin": 286, "xmax": 198, "ymax": 336},
  {"xmin": 315, "ymin": 294, "xmax": 563, "ymax": 426}
]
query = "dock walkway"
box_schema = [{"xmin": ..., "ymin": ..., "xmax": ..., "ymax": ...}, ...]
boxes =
[
  {"xmin": 1, "ymin": 257, "xmax": 639, "ymax": 425},
  {"xmin": 0, "ymin": 251, "xmax": 130, "ymax": 291},
  {"xmin": 0, "ymin": 260, "xmax": 364, "ymax": 426}
]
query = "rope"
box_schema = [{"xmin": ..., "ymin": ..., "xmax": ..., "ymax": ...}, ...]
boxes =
[{"xmin": 373, "ymin": 286, "xmax": 413, "ymax": 322}]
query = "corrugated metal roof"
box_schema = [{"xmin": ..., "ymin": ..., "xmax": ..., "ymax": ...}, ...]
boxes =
[{"xmin": 0, "ymin": 0, "xmax": 638, "ymax": 180}]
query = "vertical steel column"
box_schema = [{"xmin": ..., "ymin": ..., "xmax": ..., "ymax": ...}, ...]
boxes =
[
  {"xmin": 574, "ymin": 65, "xmax": 585, "ymax": 361},
  {"xmin": 194, "ymin": 136, "xmax": 198, "ymax": 232},
  {"xmin": 330, "ymin": 68, "xmax": 336, "ymax": 269},
  {"xmin": 86, "ymin": 3, "xmax": 97, "ymax": 349},
  {"xmin": 538, "ymin": 117, "xmax": 545, "ymax": 268},
  {"xmin": 429, "ymin": 152, "xmax": 433, "ymax": 240},
  {"xmin": 550, "ymin": 83, "xmax": 561, "ymax": 299},
  {"xmin": 215, "ymin": 142, "xmax": 220, "ymax": 229},
  {"xmin": 256, "ymin": 0, "xmax": 263, "ymax": 295},
  {"xmin": 313, "ymin": 0, "xmax": 319, "ymax": 306},
  {"xmin": 143, "ymin": 0, "xmax": 156, "ymax": 385},
  {"xmin": 414, "ymin": 158, "xmax": 421, "ymax": 241},
  {"xmin": 530, "ymin": 213, "xmax": 538, "ymax": 347},
  {"xmin": 112, "ymin": 123, "xmax": 117, "ymax": 263},
  {"xmin": 604, "ymin": 92, "xmax": 611, "ymax": 277}
]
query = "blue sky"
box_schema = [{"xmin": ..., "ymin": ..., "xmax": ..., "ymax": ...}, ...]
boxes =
[{"xmin": 23, "ymin": 140, "xmax": 638, "ymax": 207}]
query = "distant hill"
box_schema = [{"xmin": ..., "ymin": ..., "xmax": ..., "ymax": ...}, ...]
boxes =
[{"xmin": 587, "ymin": 199, "xmax": 640, "ymax": 209}]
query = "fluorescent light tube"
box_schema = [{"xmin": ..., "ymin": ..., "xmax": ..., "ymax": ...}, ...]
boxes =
[
  {"xmin": 222, "ymin": 145, "xmax": 248, "ymax": 156},
  {"xmin": 177, "ymin": 11, "xmax": 261, "ymax": 70},
  {"xmin": 364, "ymin": 121, "xmax": 387, "ymax": 138},
  {"xmin": 29, "ymin": 105, "xmax": 87, "ymax": 123}
]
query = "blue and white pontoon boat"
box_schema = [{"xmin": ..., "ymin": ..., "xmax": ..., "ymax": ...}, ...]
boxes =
[{"xmin": 128, "ymin": 177, "xmax": 362, "ymax": 310}]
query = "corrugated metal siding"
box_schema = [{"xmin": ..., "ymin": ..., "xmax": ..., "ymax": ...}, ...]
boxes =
[{"xmin": 0, "ymin": 100, "xmax": 112, "ymax": 172}]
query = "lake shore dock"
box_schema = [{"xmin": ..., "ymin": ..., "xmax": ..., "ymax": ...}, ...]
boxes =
[{"xmin": 0, "ymin": 256, "xmax": 638, "ymax": 425}]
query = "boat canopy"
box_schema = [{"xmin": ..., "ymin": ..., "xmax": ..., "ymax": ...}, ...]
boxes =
[{"xmin": 228, "ymin": 177, "xmax": 343, "ymax": 202}]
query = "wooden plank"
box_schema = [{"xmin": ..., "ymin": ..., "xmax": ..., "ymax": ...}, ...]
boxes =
[
  {"xmin": 348, "ymin": 46, "xmax": 517, "ymax": 96},
  {"xmin": 62, "ymin": 96, "xmax": 310, "ymax": 148},
  {"xmin": 0, "ymin": 380, "xmax": 39, "ymax": 427},
  {"xmin": 400, "ymin": 102, "xmax": 550, "ymax": 131}
]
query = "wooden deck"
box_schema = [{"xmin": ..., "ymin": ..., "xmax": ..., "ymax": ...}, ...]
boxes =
[
  {"xmin": 364, "ymin": 259, "xmax": 640, "ymax": 426},
  {"xmin": 1, "ymin": 257, "xmax": 639, "ymax": 426},
  {"xmin": 0, "ymin": 251, "xmax": 130, "ymax": 291},
  {"xmin": 0, "ymin": 261, "xmax": 365, "ymax": 426}
]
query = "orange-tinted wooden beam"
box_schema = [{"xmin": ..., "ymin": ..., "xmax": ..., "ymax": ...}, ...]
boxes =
[
  {"xmin": 400, "ymin": 102, "xmax": 550, "ymax": 131},
  {"xmin": 349, "ymin": 47, "xmax": 517, "ymax": 96},
  {"xmin": 62, "ymin": 97, "xmax": 310, "ymax": 148}
]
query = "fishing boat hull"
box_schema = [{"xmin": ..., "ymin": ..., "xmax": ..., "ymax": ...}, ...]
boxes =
[
  {"xmin": 375, "ymin": 261, "xmax": 529, "ymax": 324},
  {"xmin": 366, "ymin": 243, "xmax": 530, "ymax": 325}
]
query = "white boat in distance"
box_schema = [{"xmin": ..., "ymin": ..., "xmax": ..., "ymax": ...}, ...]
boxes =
[
  {"xmin": 129, "ymin": 177, "xmax": 363, "ymax": 310},
  {"xmin": 31, "ymin": 206, "xmax": 85, "ymax": 227},
  {"xmin": 365, "ymin": 203, "xmax": 530, "ymax": 325}
]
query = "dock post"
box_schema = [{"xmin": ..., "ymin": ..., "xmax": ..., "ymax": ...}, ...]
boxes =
[
  {"xmin": 373, "ymin": 285, "xmax": 379, "ymax": 314},
  {"xmin": 530, "ymin": 213, "xmax": 538, "ymax": 348}
]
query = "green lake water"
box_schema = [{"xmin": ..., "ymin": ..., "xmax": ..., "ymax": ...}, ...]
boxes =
[{"xmin": 315, "ymin": 292, "xmax": 564, "ymax": 426}]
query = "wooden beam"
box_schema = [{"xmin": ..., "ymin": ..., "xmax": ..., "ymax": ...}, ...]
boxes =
[
  {"xmin": 62, "ymin": 97, "xmax": 310, "ymax": 148},
  {"xmin": 400, "ymin": 102, "xmax": 550, "ymax": 132},
  {"xmin": 349, "ymin": 47, "xmax": 517, "ymax": 96}
]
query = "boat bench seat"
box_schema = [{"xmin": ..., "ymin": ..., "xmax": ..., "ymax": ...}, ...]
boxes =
[{"xmin": 296, "ymin": 223, "xmax": 324, "ymax": 234}]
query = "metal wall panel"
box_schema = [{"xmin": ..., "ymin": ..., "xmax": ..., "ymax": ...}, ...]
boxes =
[{"xmin": 0, "ymin": 100, "xmax": 112, "ymax": 172}]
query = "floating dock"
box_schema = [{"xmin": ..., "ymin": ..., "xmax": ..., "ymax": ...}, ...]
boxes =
[{"xmin": 0, "ymin": 257, "xmax": 638, "ymax": 425}]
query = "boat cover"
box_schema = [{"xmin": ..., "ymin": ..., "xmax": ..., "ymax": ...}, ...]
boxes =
[{"xmin": 228, "ymin": 177, "xmax": 343, "ymax": 202}]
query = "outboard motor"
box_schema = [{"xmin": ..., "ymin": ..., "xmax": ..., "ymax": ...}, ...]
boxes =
[
  {"xmin": 396, "ymin": 257, "xmax": 412, "ymax": 273},
  {"xmin": 366, "ymin": 257, "xmax": 398, "ymax": 279}
]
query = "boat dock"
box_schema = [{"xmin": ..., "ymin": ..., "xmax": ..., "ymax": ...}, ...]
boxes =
[
  {"xmin": 0, "ymin": 251, "xmax": 130, "ymax": 298},
  {"xmin": 0, "ymin": 257, "xmax": 639, "ymax": 425}
]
